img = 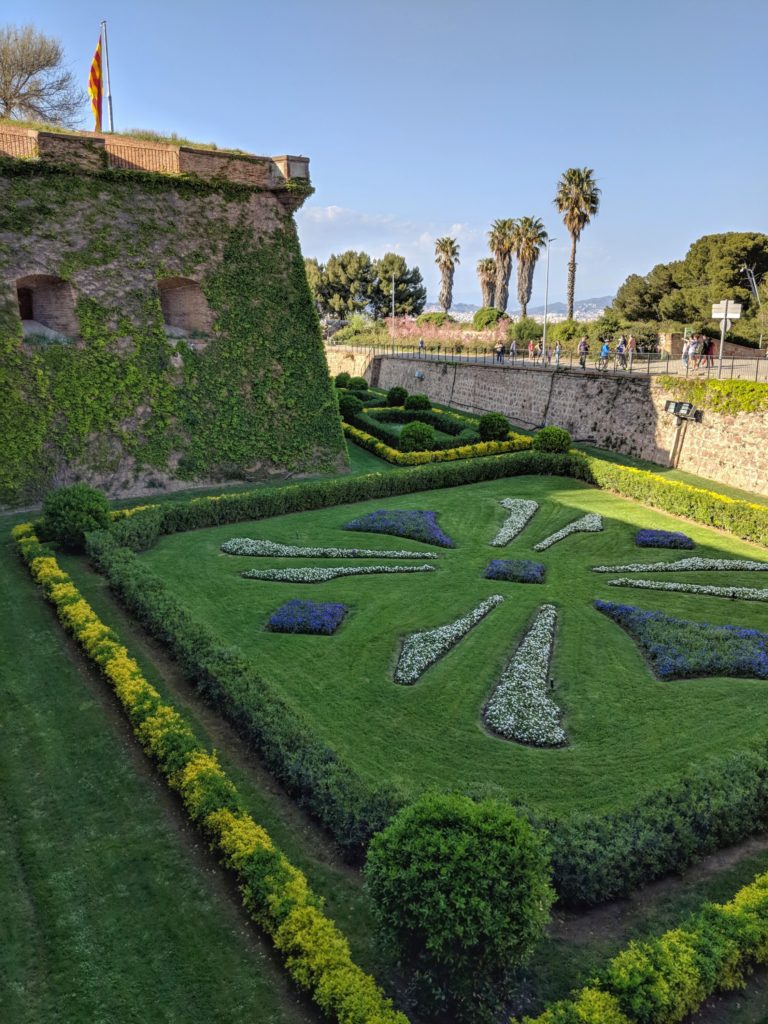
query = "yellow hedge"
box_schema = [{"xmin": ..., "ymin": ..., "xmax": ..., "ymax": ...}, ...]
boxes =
[{"xmin": 343, "ymin": 422, "xmax": 532, "ymax": 465}]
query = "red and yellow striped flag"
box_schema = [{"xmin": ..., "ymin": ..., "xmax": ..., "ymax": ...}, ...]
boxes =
[{"xmin": 88, "ymin": 34, "xmax": 103, "ymax": 131}]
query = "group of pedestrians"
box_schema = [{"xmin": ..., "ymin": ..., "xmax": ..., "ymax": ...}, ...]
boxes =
[
  {"xmin": 682, "ymin": 333, "xmax": 715, "ymax": 370},
  {"xmin": 578, "ymin": 333, "xmax": 637, "ymax": 370}
]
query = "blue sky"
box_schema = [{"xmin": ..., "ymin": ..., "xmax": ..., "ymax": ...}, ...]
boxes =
[{"xmin": 6, "ymin": 0, "xmax": 767, "ymax": 306}]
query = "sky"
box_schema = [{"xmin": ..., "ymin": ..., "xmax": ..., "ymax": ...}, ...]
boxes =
[{"xmin": 5, "ymin": 0, "xmax": 767, "ymax": 307}]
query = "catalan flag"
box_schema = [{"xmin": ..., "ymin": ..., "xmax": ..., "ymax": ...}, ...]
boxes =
[{"xmin": 88, "ymin": 33, "xmax": 103, "ymax": 132}]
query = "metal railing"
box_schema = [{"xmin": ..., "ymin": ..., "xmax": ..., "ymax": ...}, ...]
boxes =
[{"xmin": 326, "ymin": 342, "xmax": 768, "ymax": 381}]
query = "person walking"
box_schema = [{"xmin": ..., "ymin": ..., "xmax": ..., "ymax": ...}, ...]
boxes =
[
  {"xmin": 616, "ymin": 337, "xmax": 627, "ymax": 369},
  {"xmin": 627, "ymin": 333, "xmax": 637, "ymax": 370},
  {"xmin": 418, "ymin": 336, "xmax": 426, "ymax": 356},
  {"xmin": 509, "ymin": 339, "xmax": 517, "ymax": 361},
  {"xmin": 681, "ymin": 337, "xmax": 691, "ymax": 371},
  {"xmin": 554, "ymin": 341, "xmax": 562, "ymax": 369},
  {"xmin": 578, "ymin": 335, "xmax": 589, "ymax": 369},
  {"xmin": 527, "ymin": 339, "xmax": 535, "ymax": 363},
  {"xmin": 494, "ymin": 339, "xmax": 504, "ymax": 364},
  {"xmin": 598, "ymin": 338, "xmax": 611, "ymax": 370}
]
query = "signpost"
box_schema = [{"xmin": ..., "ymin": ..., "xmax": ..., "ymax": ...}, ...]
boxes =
[{"xmin": 711, "ymin": 300, "xmax": 742, "ymax": 378}]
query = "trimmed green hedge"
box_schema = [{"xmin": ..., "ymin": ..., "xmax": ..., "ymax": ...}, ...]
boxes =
[
  {"xmin": 14, "ymin": 524, "xmax": 408, "ymax": 1024},
  {"xmin": 92, "ymin": 449, "xmax": 768, "ymax": 906},
  {"xmin": 521, "ymin": 870, "xmax": 768, "ymax": 1023}
]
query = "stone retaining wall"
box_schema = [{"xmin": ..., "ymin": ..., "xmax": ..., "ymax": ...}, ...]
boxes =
[{"xmin": 325, "ymin": 347, "xmax": 768, "ymax": 496}]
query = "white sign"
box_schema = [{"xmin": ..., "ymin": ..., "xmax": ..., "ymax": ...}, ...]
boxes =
[{"xmin": 711, "ymin": 301, "xmax": 742, "ymax": 320}]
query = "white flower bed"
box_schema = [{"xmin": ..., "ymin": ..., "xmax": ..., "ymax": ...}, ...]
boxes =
[
  {"xmin": 490, "ymin": 499, "xmax": 539, "ymax": 547},
  {"xmin": 593, "ymin": 557, "xmax": 768, "ymax": 574},
  {"xmin": 394, "ymin": 595, "xmax": 504, "ymax": 685},
  {"xmin": 534, "ymin": 513, "xmax": 603, "ymax": 551},
  {"xmin": 242, "ymin": 565, "xmax": 436, "ymax": 583},
  {"xmin": 484, "ymin": 604, "xmax": 565, "ymax": 746},
  {"xmin": 222, "ymin": 538, "xmax": 437, "ymax": 559},
  {"xmin": 607, "ymin": 578, "xmax": 768, "ymax": 601}
]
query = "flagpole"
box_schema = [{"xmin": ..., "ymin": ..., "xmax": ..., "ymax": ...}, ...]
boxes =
[{"xmin": 101, "ymin": 20, "xmax": 114, "ymax": 132}]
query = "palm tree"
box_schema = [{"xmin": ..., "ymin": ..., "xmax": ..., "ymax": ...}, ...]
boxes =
[
  {"xmin": 476, "ymin": 258, "xmax": 496, "ymax": 308},
  {"xmin": 512, "ymin": 217, "xmax": 548, "ymax": 318},
  {"xmin": 488, "ymin": 218, "xmax": 517, "ymax": 312},
  {"xmin": 553, "ymin": 168, "xmax": 601, "ymax": 320},
  {"xmin": 434, "ymin": 237, "xmax": 460, "ymax": 313}
]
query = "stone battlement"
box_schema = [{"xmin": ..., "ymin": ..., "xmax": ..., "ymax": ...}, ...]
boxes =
[{"xmin": 0, "ymin": 122, "xmax": 309, "ymax": 200}]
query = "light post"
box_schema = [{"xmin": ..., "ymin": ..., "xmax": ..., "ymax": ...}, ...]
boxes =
[
  {"xmin": 542, "ymin": 237, "xmax": 557, "ymax": 350},
  {"xmin": 390, "ymin": 272, "xmax": 396, "ymax": 353}
]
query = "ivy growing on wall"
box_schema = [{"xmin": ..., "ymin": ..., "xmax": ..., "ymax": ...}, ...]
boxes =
[
  {"xmin": 0, "ymin": 159, "xmax": 344, "ymax": 505},
  {"xmin": 658, "ymin": 376, "xmax": 768, "ymax": 415}
]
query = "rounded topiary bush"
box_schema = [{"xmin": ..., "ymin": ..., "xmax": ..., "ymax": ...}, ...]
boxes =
[
  {"xmin": 349, "ymin": 375, "xmax": 369, "ymax": 391},
  {"xmin": 41, "ymin": 483, "xmax": 111, "ymax": 552},
  {"xmin": 399, "ymin": 420, "xmax": 435, "ymax": 452},
  {"xmin": 473, "ymin": 306, "xmax": 506, "ymax": 331},
  {"xmin": 478, "ymin": 411, "xmax": 510, "ymax": 441},
  {"xmin": 365, "ymin": 793, "xmax": 554, "ymax": 1016},
  {"xmin": 386, "ymin": 386, "xmax": 408, "ymax": 407},
  {"xmin": 457, "ymin": 427, "xmax": 481, "ymax": 444},
  {"xmin": 533, "ymin": 426, "xmax": 572, "ymax": 453},
  {"xmin": 334, "ymin": 371, "xmax": 352, "ymax": 388},
  {"xmin": 404, "ymin": 393, "xmax": 431, "ymax": 411},
  {"xmin": 338, "ymin": 393, "xmax": 363, "ymax": 420}
]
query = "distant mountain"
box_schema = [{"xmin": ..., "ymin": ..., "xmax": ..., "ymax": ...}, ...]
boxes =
[{"xmin": 425, "ymin": 296, "xmax": 614, "ymax": 317}]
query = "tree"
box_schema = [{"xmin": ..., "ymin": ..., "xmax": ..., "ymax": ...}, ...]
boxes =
[
  {"xmin": 476, "ymin": 257, "xmax": 496, "ymax": 308},
  {"xmin": 322, "ymin": 250, "xmax": 374, "ymax": 317},
  {"xmin": 512, "ymin": 216, "xmax": 548, "ymax": 318},
  {"xmin": 365, "ymin": 793, "xmax": 553, "ymax": 1018},
  {"xmin": 304, "ymin": 257, "xmax": 328, "ymax": 314},
  {"xmin": 553, "ymin": 167, "xmax": 601, "ymax": 320},
  {"xmin": 434, "ymin": 236, "xmax": 460, "ymax": 313},
  {"xmin": 488, "ymin": 218, "xmax": 517, "ymax": 312},
  {"xmin": 369, "ymin": 252, "xmax": 426, "ymax": 319},
  {"xmin": 0, "ymin": 25, "xmax": 86, "ymax": 126}
]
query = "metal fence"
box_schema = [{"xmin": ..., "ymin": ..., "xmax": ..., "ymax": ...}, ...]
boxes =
[{"xmin": 327, "ymin": 343, "xmax": 768, "ymax": 381}]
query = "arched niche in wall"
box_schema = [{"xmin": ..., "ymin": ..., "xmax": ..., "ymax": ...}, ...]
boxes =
[
  {"xmin": 16, "ymin": 274, "xmax": 79, "ymax": 338},
  {"xmin": 157, "ymin": 277, "xmax": 214, "ymax": 336}
]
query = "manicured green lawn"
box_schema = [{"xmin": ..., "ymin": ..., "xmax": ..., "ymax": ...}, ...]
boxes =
[
  {"xmin": 140, "ymin": 474, "xmax": 768, "ymax": 816},
  {"xmin": 0, "ymin": 533, "xmax": 310, "ymax": 1024}
]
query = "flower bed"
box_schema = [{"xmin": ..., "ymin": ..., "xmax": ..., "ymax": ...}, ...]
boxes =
[
  {"xmin": 344, "ymin": 509, "xmax": 455, "ymax": 548},
  {"xmin": 242, "ymin": 564, "xmax": 436, "ymax": 583},
  {"xmin": 266, "ymin": 600, "xmax": 348, "ymax": 634},
  {"xmin": 394, "ymin": 595, "xmax": 504, "ymax": 685},
  {"xmin": 342, "ymin": 422, "xmax": 531, "ymax": 466},
  {"xmin": 635, "ymin": 528, "xmax": 694, "ymax": 549},
  {"xmin": 607, "ymin": 578, "xmax": 768, "ymax": 602},
  {"xmin": 595, "ymin": 599, "xmax": 768, "ymax": 680},
  {"xmin": 484, "ymin": 604, "xmax": 565, "ymax": 746},
  {"xmin": 490, "ymin": 498, "xmax": 539, "ymax": 547},
  {"xmin": 221, "ymin": 538, "xmax": 437, "ymax": 559},
  {"xmin": 594, "ymin": 556, "xmax": 768, "ymax": 574},
  {"xmin": 534, "ymin": 513, "xmax": 603, "ymax": 551},
  {"xmin": 483, "ymin": 559, "xmax": 546, "ymax": 583}
]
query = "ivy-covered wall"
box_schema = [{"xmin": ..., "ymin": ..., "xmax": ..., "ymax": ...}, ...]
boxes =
[{"xmin": 0, "ymin": 158, "xmax": 346, "ymax": 506}]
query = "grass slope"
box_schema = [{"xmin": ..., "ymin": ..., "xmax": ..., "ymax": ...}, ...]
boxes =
[
  {"xmin": 140, "ymin": 474, "xmax": 768, "ymax": 817},
  {"xmin": 0, "ymin": 533, "xmax": 310, "ymax": 1024}
]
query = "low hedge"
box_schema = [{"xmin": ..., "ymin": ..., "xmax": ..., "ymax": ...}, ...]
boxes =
[
  {"xmin": 13, "ymin": 524, "xmax": 408, "ymax": 1024},
  {"xmin": 343, "ymin": 423, "xmax": 533, "ymax": 465},
  {"xmin": 521, "ymin": 870, "xmax": 768, "ymax": 1023},
  {"xmin": 367, "ymin": 407, "xmax": 474, "ymax": 436},
  {"xmin": 352, "ymin": 411, "xmax": 470, "ymax": 453}
]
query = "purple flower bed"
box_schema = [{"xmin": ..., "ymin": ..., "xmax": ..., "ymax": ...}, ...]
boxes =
[
  {"xmin": 595, "ymin": 599, "xmax": 768, "ymax": 680},
  {"xmin": 635, "ymin": 528, "xmax": 694, "ymax": 549},
  {"xmin": 266, "ymin": 599, "xmax": 348, "ymax": 635},
  {"xmin": 343, "ymin": 509, "xmax": 455, "ymax": 548},
  {"xmin": 483, "ymin": 559, "xmax": 546, "ymax": 583}
]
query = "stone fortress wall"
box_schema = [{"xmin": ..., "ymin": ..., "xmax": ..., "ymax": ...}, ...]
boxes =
[{"xmin": 326, "ymin": 348, "xmax": 768, "ymax": 497}]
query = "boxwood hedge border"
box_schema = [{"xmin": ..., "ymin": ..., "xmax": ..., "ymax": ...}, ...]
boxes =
[{"xmin": 83, "ymin": 449, "xmax": 768, "ymax": 904}]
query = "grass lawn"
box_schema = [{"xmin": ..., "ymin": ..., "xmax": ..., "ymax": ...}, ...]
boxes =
[
  {"xmin": 0, "ymin": 532, "xmax": 312, "ymax": 1024},
  {"xmin": 139, "ymin": 474, "xmax": 768, "ymax": 817}
]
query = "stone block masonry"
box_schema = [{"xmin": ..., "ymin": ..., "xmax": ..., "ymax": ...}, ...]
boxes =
[{"xmin": 324, "ymin": 349, "xmax": 768, "ymax": 497}]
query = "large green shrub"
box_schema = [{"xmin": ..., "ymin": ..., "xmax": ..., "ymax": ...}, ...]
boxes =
[
  {"xmin": 386, "ymin": 386, "xmax": 408, "ymax": 407},
  {"xmin": 478, "ymin": 411, "xmax": 510, "ymax": 441},
  {"xmin": 365, "ymin": 793, "xmax": 553, "ymax": 1017},
  {"xmin": 41, "ymin": 483, "xmax": 111, "ymax": 552},
  {"xmin": 510, "ymin": 317, "xmax": 543, "ymax": 343},
  {"xmin": 334, "ymin": 371, "xmax": 352, "ymax": 388},
  {"xmin": 473, "ymin": 306, "xmax": 506, "ymax": 331},
  {"xmin": 533, "ymin": 426, "xmax": 572, "ymax": 453},
  {"xmin": 338, "ymin": 393, "xmax": 364, "ymax": 420},
  {"xmin": 404, "ymin": 393, "xmax": 431, "ymax": 411},
  {"xmin": 416, "ymin": 311, "xmax": 453, "ymax": 326},
  {"xmin": 348, "ymin": 376, "xmax": 369, "ymax": 390},
  {"xmin": 399, "ymin": 421, "xmax": 436, "ymax": 452}
]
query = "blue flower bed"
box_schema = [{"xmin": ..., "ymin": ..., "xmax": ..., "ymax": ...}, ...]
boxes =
[
  {"xmin": 595, "ymin": 599, "xmax": 768, "ymax": 680},
  {"xmin": 266, "ymin": 599, "xmax": 348, "ymax": 635},
  {"xmin": 343, "ymin": 509, "xmax": 455, "ymax": 548},
  {"xmin": 635, "ymin": 528, "xmax": 694, "ymax": 549},
  {"xmin": 483, "ymin": 559, "xmax": 546, "ymax": 583}
]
